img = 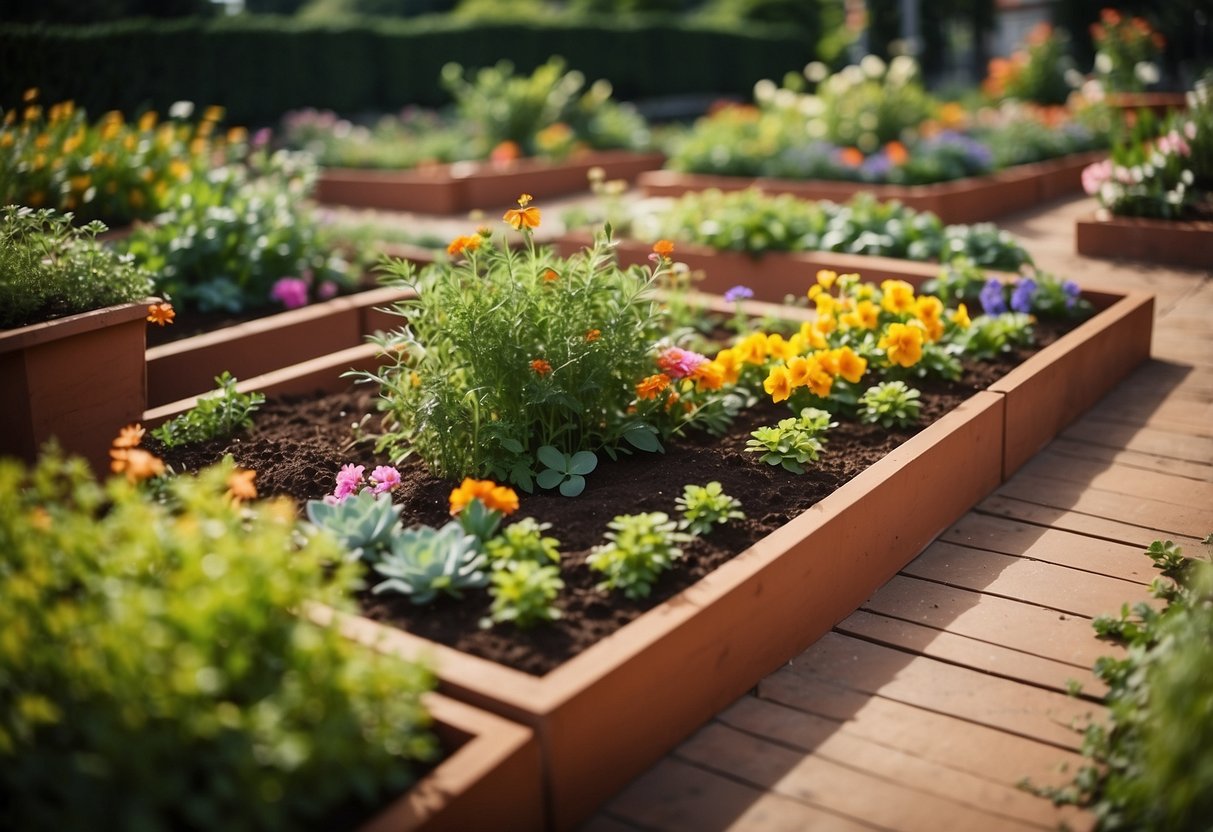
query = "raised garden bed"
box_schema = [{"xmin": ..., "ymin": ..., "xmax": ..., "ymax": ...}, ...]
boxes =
[
  {"xmin": 638, "ymin": 151, "xmax": 1104, "ymax": 224},
  {"xmin": 315, "ymin": 151, "xmax": 665, "ymax": 214},
  {"xmin": 147, "ymin": 283, "xmax": 1152, "ymax": 829},
  {"xmin": 1076, "ymin": 212, "xmax": 1213, "ymax": 269}
]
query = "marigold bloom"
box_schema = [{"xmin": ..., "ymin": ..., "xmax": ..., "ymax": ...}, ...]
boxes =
[
  {"xmin": 885, "ymin": 141, "xmax": 909, "ymax": 166},
  {"xmin": 490, "ymin": 140, "xmax": 522, "ymax": 164},
  {"xmin": 449, "ymin": 478, "xmax": 519, "ymax": 516},
  {"xmin": 835, "ymin": 346, "xmax": 868, "ymax": 384},
  {"xmin": 691, "ymin": 360, "xmax": 725, "ymax": 391},
  {"xmin": 839, "ymin": 147, "xmax": 864, "ymax": 167},
  {"xmin": 147, "ymin": 302, "xmax": 175, "ymax": 326},
  {"xmin": 652, "ymin": 239, "xmax": 675, "ymax": 258},
  {"xmin": 585, "ymin": 329, "xmax": 601, "ymax": 342},
  {"xmin": 880, "ymin": 280, "xmax": 916, "ymax": 314},
  {"xmin": 530, "ymin": 358, "xmax": 552, "ymax": 376},
  {"xmin": 109, "ymin": 447, "xmax": 165, "ymax": 483},
  {"xmin": 226, "ymin": 468, "xmax": 257, "ymax": 503},
  {"xmin": 112, "ymin": 423, "xmax": 145, "ymax": 449},
  {"xmin": 542, "ymin": 268, "xmax": 560, "ymax": 282},
  {"xmin": 879, "ymin": 322, "xmax": 925, "ymax": 368},
  {"xmin": 763, "ymin": 365, "xmax": 793, "ymax": 404},
  {"xmin": 447, "ymin": 234, "xmax": 481, "ymax": 257},
  {"xmin": 636, "ymin": 373, "xmax": 672, "ymax": 400},
  {"xmin": 503, "ymin": 193, "xmax": 541, "ymax": 231}
]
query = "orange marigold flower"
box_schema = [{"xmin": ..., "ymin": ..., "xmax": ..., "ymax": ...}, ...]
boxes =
[
  {"xmin": 542, "ymin": 268, "xmax": 560, "ymax": 282},
  {"xmin": 490, "ymin": 141, "xmax": 522, "ymax": 164},
  {"xmin": 226, "ymin": 467, "xmax": 257, "ymax": 503},
  {"xmin": 885, "ymin": 141, "xmax": 909, "ymax": 166},
  {"xmin": 636, "ymin": 373, "xmax": 672, "ymax": 400},
  {"xmin": 447, "ymin": 234, "xmax": 481, "ymax": 257},
  {"xmin": 691, "ymin": 360, "xmax": 725, "ymax": 391},
  {"xmin": 839, "ymin": 147, "xmax": 864, "ymax": 167},
  {"xmin": 652, "ymin": 239, "xmax": 675, "ymax": 258},
  {"xmin": 147, "ymin": 302, "xmax": 175, "ymax": 326},
  {"xmin": 530, "ymin": 358, "xmax": 552, "ymax": 376},
  {"xmin": 109, "ymin": 447, "xmax": 165, "ymax": 483},
  {"xmin": 449, "ymin": 478, "xmax": 519, "ymax": 516},
  {"xmin": 112, "ymin": 423, "xmax": 145, "ymax": 449},
  {"xmin": 585, "ymin": 329, "xmax": 601, "ymax": 342},
  {"xmin": 503, "ymin": 200, "xmax": 541, "ymax": 231}
]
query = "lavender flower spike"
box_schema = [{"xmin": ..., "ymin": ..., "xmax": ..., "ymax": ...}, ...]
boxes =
[{"xmin": 724, "ymin": 285, "xmax": 754, "ymax": 303}]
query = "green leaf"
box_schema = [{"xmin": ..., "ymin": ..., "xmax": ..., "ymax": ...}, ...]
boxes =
[
  {"xmin": 568, "ymin": 451, "xmax": 598, "ymax": 476},
  {"xmin": 536, "ymin": 445, "xmax": 566, "ymax": 471},
  {"xmin": 536, "ymin": 469, "xmax": 564, "ymax": 490},
  {"xmin": 559, "ymin": 475, "xmax": 586, "ymax": 498},
  {"xmin": 500, "ymin": 438, "xmax": 524, "ymax": 454},
  {"xmin": 623, "ymin": 426, "xmax": 662, "ymax": 453}
]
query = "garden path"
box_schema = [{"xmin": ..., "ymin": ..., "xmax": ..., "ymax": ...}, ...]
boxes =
[{"xmin": 574, "ymin": 192, "xmax": 1213, "ymax": 832}]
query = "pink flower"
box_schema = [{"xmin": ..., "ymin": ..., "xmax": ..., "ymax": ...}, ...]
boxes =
[
  {"xmin": 656, "ymin": 346, "xmax": 709, "ymax": 379},
  {"xmin": 317, "ymin": 280, "xmax": 339, "ymax": 300},
  {"xmin": 370, "ymin": 465, "xmax": 401, "ymax": 494},
  {"xmin": 331, "ymin": 463, "xmax": 365, "ymax": 502},
  {"xmin": 1081, "ymin": 159, "xmax": 1112, "ymax": 196},
  {"xmin": 1155, "ymin": 130, "xmax": 1191, "ymax": 158},
  {"xmin": 270, "ymin": 277, "xmax": 309, "ymax": 309}
]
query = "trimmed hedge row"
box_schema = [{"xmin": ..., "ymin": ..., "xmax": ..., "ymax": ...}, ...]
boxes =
[{"xmin": 0, "ymin": 17, "xmax": 814, "ymax": 124}]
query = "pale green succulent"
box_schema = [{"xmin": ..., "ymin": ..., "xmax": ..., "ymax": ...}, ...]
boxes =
[
  {"xmin": 372, "ymin": 522, "xmax": 488, "ymax": 604},
  {"xmin": 305, "ymin": 490, "xmax": 402, "ymax": 560}
]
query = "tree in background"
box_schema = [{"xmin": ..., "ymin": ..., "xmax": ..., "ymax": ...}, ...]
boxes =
[{"xmin": 0, "ymin": 0, "xmax": 216, "ymax": 22}]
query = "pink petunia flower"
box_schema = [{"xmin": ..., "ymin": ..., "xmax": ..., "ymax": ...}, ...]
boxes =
[
  {"xmin": 270, "ymin": 277, "xmax": 310, "ymax": 309},
  {"xmin": 370, "ymin": 465, "xmax": 401, "ymax": 494},
  {"xmin": 331, "ymin": 463, "xmax": 365, "ymax": 502},
  {"xmin": 656, "ymin": 346, "xmax": 709, "ymax": 379}
]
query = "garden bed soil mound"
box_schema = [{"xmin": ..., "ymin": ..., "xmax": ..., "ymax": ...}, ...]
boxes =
[{"xmin": 157, "ymin": 322, "xmax": 1068, "ymax": 676}]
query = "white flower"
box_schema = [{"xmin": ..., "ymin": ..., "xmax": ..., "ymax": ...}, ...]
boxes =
[
  {"xmin": 860, "ymin": 54, "xmax": 887, "ymax": 80},
  {"xmin": 168, "ymin": 100, "xmax": 195, "ymax": 119},
  {"xmin": 1094, "ymin": 52, "xmax": 1113, "ymax": 75},
  {"xmin": 753, "ymin": 79, "xmax": 777, "ymax": 104},
  {"xmin": 1135, "ymin": 62, "xmax": 1160, "ymax": 85},
  {"xmin": 1064, "ymin": 68, "xmax": 1085, "ymax": 89},
  {"xmin": 1182, "ymin": 169, "xmax": 1195, "ymax": 185},
  {"xmin": 806, "ymin": 120, "xmax": 827, "ymax": 139},
  {"xmin": 888, "ymin": 55, "xmax": 918, "ymax": 85},
  {"xmin": 798, "ymin": 95, "xmax": 825, "ymax": 118},
  {"xmin": 772, "ymin": 89, "xmax": 798, "ymax": 110},
  {"xmin": 803, "ymin": 61, "xmax": 829, "ymax": 83}
]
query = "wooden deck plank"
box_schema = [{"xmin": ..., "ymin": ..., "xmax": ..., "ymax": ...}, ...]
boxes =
[
  {"xmin": 861, "ymin": 575, "xmax": 1122, "ymax": 669},
  {"xmin": 580, "ymin": 814, "xmax": 645, "ymax": 832},
  {"xmin": 836, "ymin": 609, "xmax": 1106, "ymax": 697},
  {"xmin": 718, "ymin": 696, "xmax": 1093, "ymax": 831},
  {"xmin": 1045, "ymin": 437, "xmax": 1213, "ymax": 482},
  {"xmin": 975, "ymin": 495, "xmax": 1207, "ymax": 550},
  {"xmin": 1018, "ymin": 452, "xmax": 1213, "ymax": 510},
  {"xmin": 677, "ymin": 722, "xmax": 1044, "ymax": 832},
  {"xmin": 1087, "ymin": 389, "xmax": 1213, "ymax": 431},
  {"xmin": 904, "ymin": 541, "xmax": 1156, "ymax": 618},
  {"xmin": 603, "ymin": 757, "xmax": 878, "ymax": 832},
  {"xmin": 995, "ymin": 473, "xmax": 1211, "ymax": 539},
  {"xmin": 940, "ymin": 514, "xmax": 1155, "ymax": 584},
  {"xmin": 770, "ymin": 633, "xmax": 1098, "ymax": 750},
  {"xmin": 1061, "ymin": 418, "xmax": 1213, "ymax": 465}
]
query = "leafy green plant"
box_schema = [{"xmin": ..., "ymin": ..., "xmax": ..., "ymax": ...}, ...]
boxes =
[
  {"xmin": 675, "ymin": 481, "xmax": 744, "ymax": 535},
  {"xmin": 151, "ymin": 372, "xmax": 265, "ymax": 448},
  {"xmin": 745, "ymin": 407, "xmax": 836, "ymax": 474},
  {"xmin": 953, "ymin": 313, "xmax": 1035, "ymax": 361},
  {"xmin": 305, "ymin": 489, "xmax": 403, "ymax": 560},
  {"xmin": 587, "ymin": 512, "xmax": 691, "ymax": 599},
  {"xmin": 536, "ymin": 446, "xmax": 599, "ymax": 498},
  {"xmin": 0, "ymin": 452, "xmax": 437, "ymax": 831},
  {"xmin": 485, "ymin": 517, "xmax": 561, "ymax": 565},
  {"xmin": 371, "ymin": 522, "xmax": 488, "ymax": 604},
  {"xmin": 0, "ymin": 205, "xmax": 153, "ymax": 328},
  {"xmin": 487, "ymin": 560, "xmax": 564, "ymax": 628},
  {"xmin": 857, "ymin": 380, "xmax": 922, "ymax": 429}
]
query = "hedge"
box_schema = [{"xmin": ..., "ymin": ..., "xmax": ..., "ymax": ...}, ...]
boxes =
[{"xmin": 0, "ymin": 16, "xmax": 815, "ymax": 125}]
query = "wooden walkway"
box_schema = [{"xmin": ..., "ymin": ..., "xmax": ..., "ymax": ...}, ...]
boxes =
[{"xmin": 582, "ymin": 195, "xmax": 1213, "ymax": 831}]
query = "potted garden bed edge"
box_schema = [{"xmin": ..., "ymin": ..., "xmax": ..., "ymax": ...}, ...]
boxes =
[{"xmin": 1075, "ymin": 211, "xmax": 1213, "ymax": 269}]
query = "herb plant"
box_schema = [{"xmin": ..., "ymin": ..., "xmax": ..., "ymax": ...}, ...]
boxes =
[
  {"xmin": 371, "ymin": 522, "xmax": 489, "ymax": 604},
  {"xmin": 587, "ymin": 512, "xmax": 691, "ymax": 599},
  {"xmin": 675, "ymin": 481, "xmax": 745, "ymax": 535},
  {"xmin": 745, "ymin": 407, "xmax": 836, "ymax": 474},
  {"xmin": 151, "ymin": 372, "xmax": 265, "ymax": 448},
  {"xmin": 487, "ymin": 560, "xmax": 564, "ymax": 628},
  {"xmin": 0, "ymin": 206, "xmax": 153, "ymax": 328},
  {"xmin": 485, "ymin": 518, "xmax": 561, "ymax": 566},
  {"xmin": 0, "ymin": 452, "xmax": 437, "ymax": 831},
  {"xmin": 857, "ymin": 381, "xmax": 922, "ymax": 429}
]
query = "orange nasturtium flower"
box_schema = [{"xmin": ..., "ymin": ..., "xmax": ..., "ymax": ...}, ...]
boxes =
[
  {"xmin": 635, "ymin": 373, "xmax": 671, "ymax": 400},
  {"xmin": 503, "ymin": 193, "xmax": 541, "ymax": 231},
  {"xmin": 879, "ymin": 322, "xmax": 925, "ymax": 368},
  {"xmin": 109, "ymin": 447, "xmax": 165, "ymax": 483},
  {"xmin": 112, "ymin": 423, "xmax": 146, "ymax": 449},
  {"xmin": 147, "ymin": 302, "xmax": 175, "ymax": 326},
  {"xmin": 763, "ymin": 365, "xmax": 793, "ymax": 403},
  {"xmin": 652, "ymin": 239, "xmax": 675, "ymax": 258},
  {"xmin": 530, "ymin": 358, "xmax": 552, "ymax": 376},
  {"xmin": 449, "ymin": 478, "xmax": 519, "ymax": 516},
  {"xmin": 447, "ymin": 234, "xmax": 481, "ymax": 257},
  {"xmin": 226, "ymin": 468, "xmax": 258, "ymax": 503}
]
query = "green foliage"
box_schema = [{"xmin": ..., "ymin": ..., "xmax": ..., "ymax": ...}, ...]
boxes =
[
  {"xmin": 536, "ymin": 446, "xmax": 599, "ymax": 498},
  {"xmin": 0, "ymin": 452, "xmax": 437, "ymax": 831},
  {"xmin": 587, "ymin": 511, "xmax": 691, "ymax": 599},
  {"xmin": 0, "ymin": 205, "xmax": 153, "ymax": 328},
  {"xmin": 279, "ymin": 108, "xmax": 473, "ymax": 169},
  {"xmin": 305, "ymin": 490, "xmax": 403, "ymax": 560},
  {"xmin": 121, "ymin": 149, "xmax": 357, "ymax": 314},
  {"xmin": 485, "ymin": 517, "xmax": 561, "ymax": 565},
  {"xmin": 1033, "ymin": 538, "xmax": 1213, "ymax": 831},
  {"xmin": 151, "ymin": 372, "xmax": 266, "ymax": 449},
  {"xmin": 952, "ymin": 313, "xmax": 1034, "ymax": 361},
  {"xmin": 989, "ymin": 24, "xmax": 1075, "ymax": 105},
  {"xmin": 371, "ymin": 522, "xmax": 488, "ymax": 603},
  {"xmin": 811, "ymin": 55, "xmax": 935, "ymax": 149},
  {"xmin": 454, "ymin": 497, "xmax": 505, "ymax": 542},
  {"xmin": 628, "ymin": 189, "xmax": 1031, "ymax": 271},
  {"xmin": 675, "ymin": 481, "xmax": 744, "ymax": 535},
  {"xmin": 487, "ymin": 560, "xmax": 564, "ymax": 628},
  {"xmin": 857, "ymin": 380, "xmax": 922, "ymax": 429},
  {"xmin": 745, "ymin": 406, "xmax": 835, "ymax": 474}
]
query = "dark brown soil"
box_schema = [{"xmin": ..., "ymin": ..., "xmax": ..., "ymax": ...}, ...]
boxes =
[{"xmin": 156, "ymin": 321, "xmax": 1071, "ymax": 676}]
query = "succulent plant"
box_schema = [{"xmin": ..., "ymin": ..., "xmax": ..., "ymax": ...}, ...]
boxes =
[
  {"xmin": 305, "ymin": 489, "xmax": 403, "ymax": 560},
  {"xmin": 371, "ymin": 522, "xmax": 488, "ymax": 604}
]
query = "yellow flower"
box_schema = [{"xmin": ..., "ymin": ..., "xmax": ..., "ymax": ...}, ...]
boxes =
[
  {"xmin": 805, "ymin": 362, "xmax": 834, "ymax": 398},
  {"xmin": 138, "ymin": 111, "xmax": 158, "ymax": 132},
  {"xmin": 503, "ymin": 193, "xmax": 541, "ymax": 230},
  {"xmin": 879, "ymin": 322, "xmax": 925, "ymax": 368},
  {"xmin": 765, "ymin": 333, "xmax": 796, "ymax": 362},
  {"xmin": 763, "ymin": 365, "xmax": 792, "ymax": 403},
  {"xmin": 880, "ymin": 280, "xmax": 916, "ymax": 314},
  {"xmin": 713, "ymin": 348, "xmax": 742, "ymax": 384},
  {"xmin": 798, "ymin": 321, "xmax": 828, "ymax": 350},
  {"xmin": 814, "ymin": 292, "xmax": 835, "ymax": 317},
  {"xmin": 835, "ymin": 346, "xmax": 868, "ymax": 384},
  {"xmin": 950, "ymin": 303, "xmax": 971, "ymax": 329},
  {"xmin": 816, "ymin": 349, "xmax": 840, "ymax": 376},
  {"xmin": 736, "ymin": 332, "xmax": 770, "ymax": 365},
  {"xmin": 816, "ymin": 269, "xmax": 838, "ymax": 289},
  {"xmin": 786, "ymin": 356, "xmax": 813, "ymax": 388},
  {"xmin": 814, "ymin": 313, "xmax": 837, "ymax": 336},
  {"xmin": 449, "ymin": 478, "xmax": 519, "ymax": 516},
  {"xmin": 203, "ymin": 104, "xmax": 225, "ymax": 122},
  {"xmin": 915, "ymin": 295, "xmax": 943, "ymax": 324},
  {"xmin": 691, "ymin": 360, "xmax": 726, "ymax": 391}
]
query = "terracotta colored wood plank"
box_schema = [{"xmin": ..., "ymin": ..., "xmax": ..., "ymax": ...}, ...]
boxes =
[
  {"xmin": 837, "ymin": 609, "xmax": 1106, "ymax": 697},
  {"xmin": 603, "ymin": 757, "xmax": 877, "ymax": 832},
  {"xmin": 996, "ymin": 473, "xmax": 1211, "ymax": 539},
  {"xmin": 1062, "ymin": 418, "xmax": 1213, "ymax": 465},
  {"xmin": 862, "ymin": 575, "xmax": 1121, "ymax": 669},
  {"xmin": 718, "ymin": 696, "xmax": 1093, "ymax": 831},
  {"xmin": 905, "ymin": 541, "xmax": 1156, "ymax": 618},
  {"xmin": 772, "ymin": 633, "xmax": 1098, "ymax": 750},
  {"xmin": 1046, "ymin": 437, "xmax": 1213, "ymax": 482},
  {"xmin": 941, "ymin": 514, "xmax": 1157, "ymax": 584},
  {"xmin": 975, "ymin": 495, "xmax": 1208, "ymax": 550},
  {"xmin": 676, "ymin": 721, "xmax": 1044, "ymax": 831},
  {"xmin": 1017, "ymin": 452, "xmax": 1213, "ymax": 510}
]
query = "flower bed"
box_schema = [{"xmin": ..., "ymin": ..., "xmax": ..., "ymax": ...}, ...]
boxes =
[
  {"xmin": 1076, "ymin": 211, "xmax": 1213, "ymax": 268},
  {"xmin": 638, "ymin": 150, "xmax": 1104, "ymax": 224}
]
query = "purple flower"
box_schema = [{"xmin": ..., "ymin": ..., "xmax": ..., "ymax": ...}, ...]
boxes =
[
  {"xmin": 270, "ymin": 277, "xmax": 309, "ymax": 309},
  {"xmin": 979, "ymin": 278, "xmax": 1007, "ymax": 316},
  {"xmin": 724, "ymin": 285, "xmax": 754, "ymax": 303},
  {"xmin": 318, "ymin": 280, "xmax": 339, "ymax": 300},
  {"xmin": 331, "ymin": 463, "xmax": 365, "ymax": 502},
  {"xmin": 370, "ymin": 465, "xmax": 401, "ymax": 494},
  {"xmin": 1010, "ymin": 277, "xmax": 1037, "ymax": 314},
  {"xmin": 251, "ymin": 127, "xmax": 272, "ymax": 149},
  {"xmin": 1062, "ymin": 280, "xmax": 1081, "ymax": 309}
]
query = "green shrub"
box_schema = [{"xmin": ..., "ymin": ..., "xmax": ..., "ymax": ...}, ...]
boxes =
[
  {"xmin": 587, "ymin": 511, "xmax": 690, "ymax": 599},
  {"xmin": 0, "ymin": 205, "xmax": 153, "ymax": 328},
  {"xmin": 487, "ymin": 560, "xmax": 564, "ymax": 628},
  {"xmin": 675, "ymin": 481, "xmax": 744, "ymax": 535},
  {"xmin": 0, "ymin": 452, "xmax": 437, "ymax": 831},
  {"xmin": 151, "ymin": 372, "xmax": 266, "ymax": 448}
]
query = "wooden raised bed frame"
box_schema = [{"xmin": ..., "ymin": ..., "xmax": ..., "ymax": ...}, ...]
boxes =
[
  {"xmin": 1076, "ymin": 212, "xmax": 1213, "ymax": 269},
  {"xmin": 638, "ymin": 151, "xmax": 1104, "ymax": 224}
]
